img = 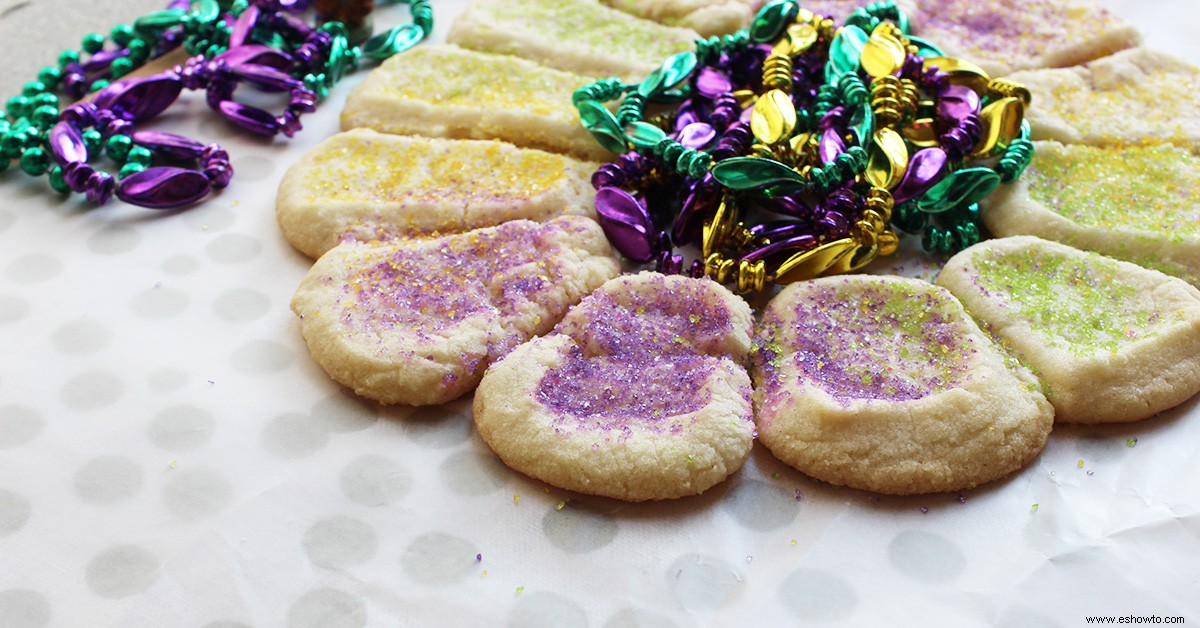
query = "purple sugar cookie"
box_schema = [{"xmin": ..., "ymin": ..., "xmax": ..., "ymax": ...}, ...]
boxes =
[
  {"xmin": 752, "ymin": 275, "xmax": 1053, "ymax": 495},
  {"xmin": 473, "ymin": 272, "xmax": 756, "ymax": 501},
  {"xmin": 290, "ymin": 217, "xmax": 621, "ymax": 405}
]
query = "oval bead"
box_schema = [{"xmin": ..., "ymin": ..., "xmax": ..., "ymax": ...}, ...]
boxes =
[
  {"xmin": 740, "ymin": 234, "xmax": 817, "ymax": 263},
  {"xmin": 214, "ymin": 45, "xmax": 293, "ymax": 70},
  {"xmin": 774, "ymin": 238, "xmax": 857, "ymax": 283},
  {"xmin": 701, "ymin": 196, "xmax": 737, "ymax": 257},
  {"xmin": 937, "ymin": 84, "xmax": 981, "ymax": 122},
  {"xmin": 576, "ymin": 100, "xmax": 627, "ymax": 154},
  {"xmin": 676, "ymin": 122, "xmax": 716, "ymax": 150},
  {"xmin": 970, "ymin": 96, "xmax": 1024, "ymax": 157},
  {"xmin": 673, "ymin": 178, "xmax": 719, "ymax": 243},
  {"xmin": 860, "ymin": 30, "xmax": 906, "ymax": 78},
  {"xmin": 133, "ymin": 9, "xmax": 184, "ymax": 40},
  {"xmin": 848, "ymin": 101, "xmax": 873, "ymax": 147},
  {"xmin": 784, "ymin": 22, "xmax": 818, "ymax": 54},
  {"xmin": 864, "ymin": 127, "xmax": 908, "ymax": 190},
  {"xmin": 228, "ymin": 4, "xmax": 260, "ymax": 48},
  {"xmin": 818, "ymin": 127, "xmax": 845, "ymax": 165},
  {"xmin": 361, "ymin": 23, "xmax": 425, "ymax": 60},
  {"xmin": 710, "ymin": 156, "xmax": 806, "ymax": 191},
  {"xmin": 891, "ymin": 146, "xmax": 949, "ymax": 204},
  {"xmin": 216, "ymin": 100, "xmax": 280, "ymax": 136},
  {"xmin": 187, "ymin": 0, "xmax": 220, "ymax": 24},
  {"xmin": 916, "ymin": 167, "xmax": 1001, "ymax": 213},
  {"xmin": 827, "ymin": 25, "xmax": 869, "ymax": 81},
  {"xmin": 923, "ymin": 57, "xmax": 991, "ymax": 94},
  {"xmin": 749, "ymin": 0, "xmax": 799, "ymax": 43},
  {"xmin": 636, "ymin": 67, "xmax": 666, "ymax": 99},
  {"xmin": 694, "ymin": 67, "xmax": 732, "ymax": 99},
  {"xmin": 115, "ymin": 166, "xmax": 212, "ymax": 209},
  {"xmin": 131, "ymin": 130, "xmax": 205, "ymax": 160},
  {"xmin": 658, "ymin": 51, "xmax": 697, "ymax": 90},
  {"xmin": 47, "ymin": 122, "xmax": 88, "ymax": 165},
  {"xmin": 901, "ymin": 117, "xmax": 940, "ymax": 147},
  {"xmin": 625, "ymin": 121, "xmax": 666, "ymax": 150},
  {"xmin": 750, "ymin": 88, "xmax": 796, "ymax": 146},
  {"xmin": 906, "ymin": 34, "xmax": 944, "ymax": 58},
  {"xmin": 231, "ymin": 63, "xmax": 304, "ymax": 92},
  {"xmin": 594, "ymin": 186, "xmax": 655, "ymax": 262},
  {"xmin": 93, "ymin": 75, "xmax": 183, "ymax": 122}
]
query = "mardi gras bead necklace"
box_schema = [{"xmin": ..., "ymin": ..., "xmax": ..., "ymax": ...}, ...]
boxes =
[
  {"xmin": 574, "ymin": 0, "xmax": 1034, "ymax": 292},
  {"xmin": 1, "ymin": 0, "xmax": 432, "ymax": 209}
]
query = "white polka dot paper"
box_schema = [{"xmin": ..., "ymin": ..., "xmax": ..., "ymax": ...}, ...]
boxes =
[{"xmin": 1, "ymin": 0, "xmax": 1198, "ymax": 625}]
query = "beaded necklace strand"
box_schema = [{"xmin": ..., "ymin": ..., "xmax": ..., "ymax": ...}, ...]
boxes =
[
  {"xmin": 574, "ymin": 0, "xmax": 1034, "ymax": 292},
  {"xmin": 0, "ymin": 0, "xmax": 432, "ymax": 209}
]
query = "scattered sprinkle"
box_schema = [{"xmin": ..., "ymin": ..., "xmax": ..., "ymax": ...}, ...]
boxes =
[
  {"xmin": 793, "ymin": 489, "xmax": 803, "ymax": 502},
  {"xmin": 919, "ymin": 506, "xmax": 929, "ymax": 514},
  {"xmin": 745, "ymin": 555, "xmax": 753, "ymax": 563},
  {"xmin": 1031, "ymin": 503, "xmax": 1039, "ymax": 513},
  {"xmin": 1076, "ymin": 459, "xmax": 1085, "ymax": 468},
  {"xmin": 555, "ymin": 499, "xmax": 569, "ymax": 511},
  {"xmin": 512, "ymin": 494, "xmax": 521, "ymax": 505},
  {"xmin": 790, "ymin": 539, "xmax": 798, "ymax": 546},
  {"xmin": 475, "ymin": 553, "xmax": 482, "ymax": 562},
  {"xmin": 168, "ymin": 460, "xmax": 177, "ymax": 469},
  {"xmin": 1126, "ymin": 437, "xmax": 1138, "ymax": 447},
  {"xmin": 515, "ymin": 586, "xmax": 525, "ymax": 596}
]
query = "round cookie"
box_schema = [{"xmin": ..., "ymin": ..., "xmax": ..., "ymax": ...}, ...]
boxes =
[
  {"xmin": 291, "ymin": 217, "xmax": 620, "ymax": 406},
  {"xmin": 473, "ymin": 272, "xmax": 756, "ymax": 501},
  {"xmin": 752, "ymin": 275, "xmax": 1053, "ymax": 495},
  {"xmin": 937, "ymin": 236, "xmax": 1200, "ymax": 424}
]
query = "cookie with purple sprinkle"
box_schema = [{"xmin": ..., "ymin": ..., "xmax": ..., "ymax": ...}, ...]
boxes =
[
  {"xmin": 752, "ymin": 275, "xmax": 1053, "ymax": 495},
  {"xmin": 473, "ymin": 272, "xmax": 756, "ymax": 501},
  {"xmin": 938, "ymin": 236, "xmax": 1200, "ymax": 424},
  {"xmin": 276, "ymin": 129, "xmax": 600, "ymax": 258},
  {"xmin": 291, "ymin": 217, "xmax": 620, "ymax": 406}
]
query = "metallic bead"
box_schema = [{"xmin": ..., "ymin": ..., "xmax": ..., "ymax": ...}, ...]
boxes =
[
  {"xmin": 750, "ymin": 89, "xmax": 797, "ymax": 146},
  {"xmin": 922, "ymin": 56, "xmax": 990, "ymax": 94},
  {"xmin": 860, "ymin": 24, "xmax": 907, "ymax": 78},
  {"xmin": 19, "ymin": 147, "xmax": 50, "ymax": 176},
  {"xmin": 48, "ymin": 166, "xmax": 70, "ymax": 193},
  {"xmin": 749, "ymin": 0, "xmax": 798, "ymax": 44},
  {"xmin": 970, "ymin": 96, "xmax": 1025, "ymax": 157},
  {"xmin": 865, "ymin": 127, "xmax": 908, "ymax": 190},
  {"xmin": 81, "ymin": 33, "xmax": 106, "ymax": 54},
  {"xmin": 125, "ymin": 146, "xmax": 154, "ymax": 167}
]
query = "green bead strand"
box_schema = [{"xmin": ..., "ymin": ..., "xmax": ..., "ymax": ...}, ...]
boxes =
[
  {"xmin": 81, "ymin": 33, "xmax": 106, "ymax": 54},
  {"xmin": 105, "ymin": 134, "xmax": 133, "ymax": 161},
  {"xmin": 47, "ymin": 166, "xmax": 70, "ymax": 194},
  {"xmin": 19, "ymin": 146, "xmax": 49, "ymax": 176}
]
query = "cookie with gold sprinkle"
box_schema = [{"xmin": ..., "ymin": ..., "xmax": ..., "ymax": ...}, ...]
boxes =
[
  {"xmin": 276, "ymin": 129, "xmax": 599, "ymax": 258},
  {"xmin": 474, "ymin": 272, "xmax": 756, "ymax": 501},
  {"xmin": 291, "ymin": 217, "xmax": 620, "ymax": 406},
  {"xmin": 446, "ymin": 0, "xmax": 699, "ymax": 81},
  {"xmin": 341, "ymin": 44, "xmax": 611, "ymax": 161},
  {"xmin": 599, "ymin": 0, "xmax": 753, "ymax": 37},
  {"xmin": 938, "ymin": 236, "xmax": 1200, "ymax": 424},
  {"xmin": 752, "ymin": 275, "xmax": 1052, "ymax": 495},
  {"xmin": 981, "ymin": 141, "xmax": 1200, "ymax": 286},
  {"xmin": 910, "ymin": 0, "xmax": 1139, "ymax": 76},
  {"xmin": 1008, "ymin": 47, "xmax": 1200, "ymax": 153}
]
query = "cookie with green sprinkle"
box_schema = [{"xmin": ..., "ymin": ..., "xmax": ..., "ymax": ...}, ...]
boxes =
[
  {"xmin": 277, "ymin": 129, "xmax": 600, "ymax": 259},
  {"xmin": 291, "ymin": 217, "xmax": 620, "ymax": 406},
  {"xmin": 981, "ymin": 141, "xmax": 1200, "ymax": 287},
  {"xmin": 751, "ymin": 275, "xmax": 1053, "ymax": 495},
  {"xmin": 938, "ymin": 236, "xmax": 1200, "ymax": 424},
  {"xmin": 474, "ymin": 272, "xmax": 756, "ymax": 501},
  {"xmin": 447, "ymin": 0, "xmax": 699, "ymax": 81}
]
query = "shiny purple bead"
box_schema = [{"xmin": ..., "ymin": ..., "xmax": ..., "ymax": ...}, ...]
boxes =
[
  {"xmin": 676, "ymin": 122, "xmax": 716, "ymax": 150},
  {"xmin": 215, "ymin": 45, "xmax": 294, "ymax": 71},
  {"xmin": 892, "ymin": 147, "xmax": 949, "ymax": 204},
  {"xmin": 217, "ymin": 100, "xmax": 280, "ymax": 136},
  {"xmin": 289, "ymin": 88, "xmax": 318, "ymax": 113},
  {"xmin": 741, "ymin": 234, "xmax": 817, "ymax": 263},
  {"xmin": 115, "ymin": 166, "xmax": 212, "ymax": 208},
  {"xmin": 231, "ymin": 62, "xmax": 304, "ymax": 92},
  {"xmin": 673, "ymin": 175, "xmax": 719, "ymax": 244},
  {"xmin": 85, "ymin": 171, "xmax": 116, "ymax": 205},
  {"xmin": 228, "ymin": 5, "xmax": 261, "ymax": 48},
  {"xmin": 937, "ymin": 84, "xmax": 980, "ymax": 122},
  {"xmin": 63, "ymin": 161, "xmax": 95, "ymax": 193},
  {"xmin": 819, "ymin": 128, "xmax": 845, "ymax": 165},
  {"xmin": 131, "ymin": 131, "xmax": 206, "ymax": 160},
  {"xmin": 204, "ymin": 161, "xmax": 233, "ymax": 189},
  {"xmin": 93, "ymin": 75, "xmax": 183, "ymax": 122},
  {"xmin": 48, "ymin": 122, "xmax": 88, "ymax": 165},
  {"xmin": 695, "ymin": 67, "xmax": 732, "ymax": 98},
  {"xmin": 201, "ymin": 144, "xmax": 230, "ymax": 163},
  {"xmin": 276, "ymin": 111, "xmax": 302, "ymax": 138},
  {"xmin": 594, "ymin": 186, "xmax": 656, "ymax": 262},
  {"xmin": 83, "ymin": 49, "xmax": 129, "ymax": 74}
]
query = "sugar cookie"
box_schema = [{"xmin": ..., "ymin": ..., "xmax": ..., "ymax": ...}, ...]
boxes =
[
  {"xmin": 446, "ymin": 0, "xmax": 699, "ymax": 81},
  {"xmin": 474, "ymin": 272, "xmax": 756, "ymax": 501},
  {"xmin": 1007, "ymin": 47, "xmax": 1200, "ymax": 153},
  {"xmin": 600, "ymin": 0, "xmax": 752, "ymax": 36},
  {"xmin": 752, "ymin": 275, "xmax": 1052, "ymax": 495},
  {"xmin": 938, "ymin": 236, "xmax": 1200, "ymax": 424},
  {"xmin": 291, "ymin": 217, "xmax": 620, "ymax": 406},
  {"xmin": 910, "ymin": 0, "xmax": 1139, "ymax": 77},
  {"xmin": 276, "ymin": 129, "xmax": 599, "ymax": 258},
  {"xmin": 981, "ymin": 141, "xmax": 1200, "ymax": 286},
  {"xmin": 341, "ymin": 44, "xmax": 611, "ymax": 161}
]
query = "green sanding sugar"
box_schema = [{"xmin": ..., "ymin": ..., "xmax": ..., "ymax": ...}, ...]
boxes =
[
  {"xmin": 972, "ymin": 248, "xmax": 1169, "ymax": 354},
  {"xmin": 1023, "ymin": 143, "xmax": 1200, "ymax": 240}
]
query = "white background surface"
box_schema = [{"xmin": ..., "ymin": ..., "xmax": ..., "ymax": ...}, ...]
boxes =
[{"xmin": 0, "ymin": 1, "xmax": 1198, "ymax": 626}]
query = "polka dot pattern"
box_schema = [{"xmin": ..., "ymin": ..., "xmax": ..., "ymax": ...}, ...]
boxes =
[{"xmin": 0, "ymin": 3, "xmax": 1195, "ymax": 625}]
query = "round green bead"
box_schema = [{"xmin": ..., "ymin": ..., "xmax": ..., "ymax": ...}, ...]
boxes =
[
  {"xmin": 81, "ymin": 33, "xmax": 106, "ymax": 54},
  {"xmin": 125, "ymin": 146, "xmax": 153, "ymax": 167},
  {"xmin": 0, "ymin": 120, "xmax": 9, "ymax": 135},
  {"xmin": 127, "ymin": 39, "xmax": 150, "ymax": 63},
  {"xmin": 6, "ymin": 95, "xmax": 30, "ymax": 118},
  {"xmin": 32, "ymin": 93, "xmax": 58, "ymax": 109},
  {"xmin": 19, "ymin": 146, "xmax": 49, "ymax": 176},
  {"xmin": 31, "ymin": 105, "xmax": 58, "ymax": 128},
  {"xmin": 105, "ymin": 134, "xmax": 133, "ymax": 161},
  {"xmin": 48, "ymin": 166, "xmax": 70, "ymax": 193},
  {"xmin": 118, "ymin": 162, "xmax": 146, "ymax": 179},
  {"xmin": 0, "ymin": 132, "xmax": 25, "ymax": 159},
  {"xmin": 36, "ymin": 67, "xmax": 63, "ymax": 88},
  {"xmin": 57, "ymin": 50, "xmax": 80, "ymax": 69},
  {"xmin": 111, "ymin": 24, "xmax": 135, "ymax": 47},
  {"xmin": 111, "ymin": 57, "xmax": 134, "ymax": 78},
  {"xmin": 82, "ymin": 129, "xmax": 103, "ymax": 154},
  {"xmin": 22, "ymin": 80, "xmax": 47, "ymax": 97},
  {"xmin": 89, "ymin": 79, "xmax": 110, "ymax": 93}
]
